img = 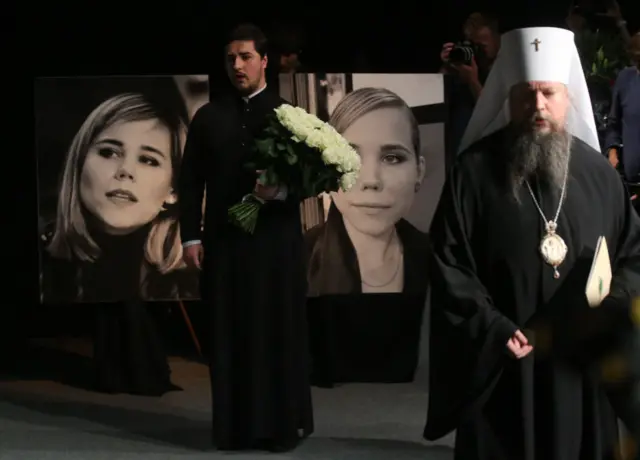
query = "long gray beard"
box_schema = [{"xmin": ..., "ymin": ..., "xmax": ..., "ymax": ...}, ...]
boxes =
[{"xmin": 506, "ymin": 127, "xmax": 573, "ymax": 203}]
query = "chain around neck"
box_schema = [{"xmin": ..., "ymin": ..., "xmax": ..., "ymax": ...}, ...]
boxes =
[{"xmin": 525, "ymin": 164, "xmax": 570, "ymax": 228}]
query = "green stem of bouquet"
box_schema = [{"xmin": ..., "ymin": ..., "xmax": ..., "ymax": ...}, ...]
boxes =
[{"xmin": 228, "ymin": 194, "xmax": 265, "ymax": 234}]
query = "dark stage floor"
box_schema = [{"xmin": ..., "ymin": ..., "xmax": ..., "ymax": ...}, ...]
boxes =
[{"xmin": 0, "ymin": 337, "xmax": 455, "ymax": 459}]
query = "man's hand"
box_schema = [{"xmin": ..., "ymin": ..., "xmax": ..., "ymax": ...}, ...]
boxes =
[
  {"xmin": 183, "ymin": 243, "xmax": 204, "ymax": 270},
  {"xmin": 452, "ymin": 56, "xmax": 480, "ymax": 85},
  {"xmin": 440, "ymin": 42, "xmax": 455, "ymax": 64},
  {"xmin": 506, "ymin": 330, "xmax": 534, "ymax": 359},
  {"xmin": 253, "ymin": 170, "xmax": 280, "ymax": 200},
  {"xmin": 609, "ymin": 148, "xmax": 620, "ymax": 170}
]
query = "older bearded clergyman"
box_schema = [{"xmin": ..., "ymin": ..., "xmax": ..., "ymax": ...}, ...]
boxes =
[{"xmin": 423, "ymin": 27, "xmax": 640, "ymax": 459}]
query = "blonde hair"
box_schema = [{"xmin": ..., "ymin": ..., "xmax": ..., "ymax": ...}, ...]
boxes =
[
  {"xmin": 328, "ymin": 87, "xmax": 421, "ymax": 158},
  {"xmin": 47, "ymin": 93, "xmax": 186, "ymax": 274}
]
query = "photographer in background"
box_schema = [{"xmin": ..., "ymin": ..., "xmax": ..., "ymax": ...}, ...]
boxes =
[
  {"xmin": 606, "ymin": 31, "xmax": 640, "ymax": 208},
  {"xmin": 440, "ymin": 12, "xmax": 500, "ymax": 100},
  {"xmin": 439, "ymin": 12, "xmax": 501, "ymax": 153},
  {"xmin": 271, "ymin": 22, "xmax": 306, "ymax": 74},
  {"xmin": 568, "ymin": 0, "xmax": 631, "ymax": 44}
]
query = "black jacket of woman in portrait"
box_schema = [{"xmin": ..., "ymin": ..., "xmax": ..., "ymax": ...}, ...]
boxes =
[
  {"xmin": 305, "ymin": 205, "xmax": 430, "ymax": 387},
  {"xmin": 39, "ymin": 92, "xmax": 199, "ymax": 396},
  {"xmin": 303, "ymin": 87, "xmax": 432, "ymax": 387},
  {"xmin": 306, "ymin": 205, "xmax": 430, "ymax": 296}
]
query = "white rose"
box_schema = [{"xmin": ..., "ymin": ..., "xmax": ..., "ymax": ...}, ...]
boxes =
[
  {"xmin": 321, "ymin": 146, "xmax": 343, "ymax": 165},
  {"xmin": 305, "ymin": 129, "xmax": 327, "ymax": 150},
  {"xmin": 340, "ymin": 171, "xmax": 359, "ymax": 191}
]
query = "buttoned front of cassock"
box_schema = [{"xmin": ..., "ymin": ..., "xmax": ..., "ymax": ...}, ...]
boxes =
[
  {"xmin": 177, "ymin": 87, "xmax": 313, "ymax": 449},
  {"xmin": 239, "ymin": 99, "xmax": 251, "ymax": 150}
]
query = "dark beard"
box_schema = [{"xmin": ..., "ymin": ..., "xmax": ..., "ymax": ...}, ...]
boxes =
[{"xmin": 505, "ymin": 125, "xmax": 572, "ymax": 203}]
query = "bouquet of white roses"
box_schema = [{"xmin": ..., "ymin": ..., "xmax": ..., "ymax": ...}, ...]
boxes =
[{"xmin": 228, "ymin": 104, "xmax": 361, "ymax": 234}]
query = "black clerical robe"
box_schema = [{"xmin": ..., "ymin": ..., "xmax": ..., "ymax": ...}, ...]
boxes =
[
  {"xmin": 424, "ymin": 129, "xmax": 640, "ymax": 459},
  {"xmin": 178, "ymin": 90, "xmax": 313, "ymax": 450}
]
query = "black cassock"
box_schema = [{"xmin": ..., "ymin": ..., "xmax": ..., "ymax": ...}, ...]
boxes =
[
  {"xmin": 424, "ymin": 129, "xmax": 640, "ymax": 459},
  {"xmin": 179, "ymin": 89, "xmax": 313, "ymax": 450}
]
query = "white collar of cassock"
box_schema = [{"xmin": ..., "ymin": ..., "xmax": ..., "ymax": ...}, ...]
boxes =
[{"xmin": 243, "ymin": 84, "xmax": 267, "ymax": 103}]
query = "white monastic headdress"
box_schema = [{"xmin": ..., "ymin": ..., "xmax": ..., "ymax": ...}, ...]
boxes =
[{"xmin": 457, "ymin": 27, "xmax": 600, "ymax": 154}]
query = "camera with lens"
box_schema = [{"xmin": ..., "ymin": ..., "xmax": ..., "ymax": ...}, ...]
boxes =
[{"xmin": 448, "ymin": 40, "xmax": 478, "ymax": 66}]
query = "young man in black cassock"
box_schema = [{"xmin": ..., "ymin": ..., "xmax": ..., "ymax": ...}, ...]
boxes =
[
  {"xmin": 178, "ymin": 24, "xmax": 313, "ymax": 453},
  {"xmin": 424, "ymin": 26, "xmax": 640, "ymax": 459}
]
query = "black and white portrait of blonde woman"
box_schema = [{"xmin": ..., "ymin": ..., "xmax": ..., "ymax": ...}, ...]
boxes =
[
  {"xmin": 35, "ymin": 76, "xmax": 205, "ymax": 395},
  {"xmin": 306, "ymin": 87, "xmax": 431, "ymax": 296},
  {"xmin": 41, "ymin": 91, "xmax": 199, "ymax": 301},
  {"xmin": 304, "ymin": 86, "xmax": 434, "ymax": 386}
]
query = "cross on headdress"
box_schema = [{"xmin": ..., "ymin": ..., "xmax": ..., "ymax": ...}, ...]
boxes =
[
  {"xmin": 456, "ymin": 27, "xmax": 601, "ymax": 155},
  {"xmin": 531, "ymin": 38, "xmax": 542, "ymax": 52}
]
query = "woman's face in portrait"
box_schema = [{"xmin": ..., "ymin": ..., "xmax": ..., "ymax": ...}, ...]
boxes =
[
  {"xmin": 331, "ymin": 106, "xmax": 424, "ymax": 237},
  {"xmin": 79, "ymin": 119, "xmax": 175, "ymax": 235}
]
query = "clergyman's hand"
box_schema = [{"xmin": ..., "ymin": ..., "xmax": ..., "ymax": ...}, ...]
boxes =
[
  {"xmin": 506, "ymin": 330, "xmax": 534, "ymax": 359},
  {"xmin": 253, "ymin": 170, "xmax": 280, "ymax": 200},
  {"xmin": 608, "ymin": 148, "xmax": 620, "ymax": 170},
  {"xmin": 183, "ymin": 243, "xmax": 204, "ymax": 270}
]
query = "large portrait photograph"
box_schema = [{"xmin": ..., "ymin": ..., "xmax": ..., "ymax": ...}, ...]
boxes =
[
  {"xmin": 35, "ymin": 75, "xmax": 209, "ymax": 303},
  {"xmin": 279, "ymin": 73, "xmax": 450, "ymax": 386},
  {"xmin": 280, "ymin": 73, "xmax": 448, "ymax": 297}
]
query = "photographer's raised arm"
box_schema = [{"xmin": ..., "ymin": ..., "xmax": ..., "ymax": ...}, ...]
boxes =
[
  {"xmin": 466, "ymin": 72, "xmax": 483, "ymax": 101},
  {"xmin": 439, "ymin": 41, "xmax": 484, "ymax": 101}
]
